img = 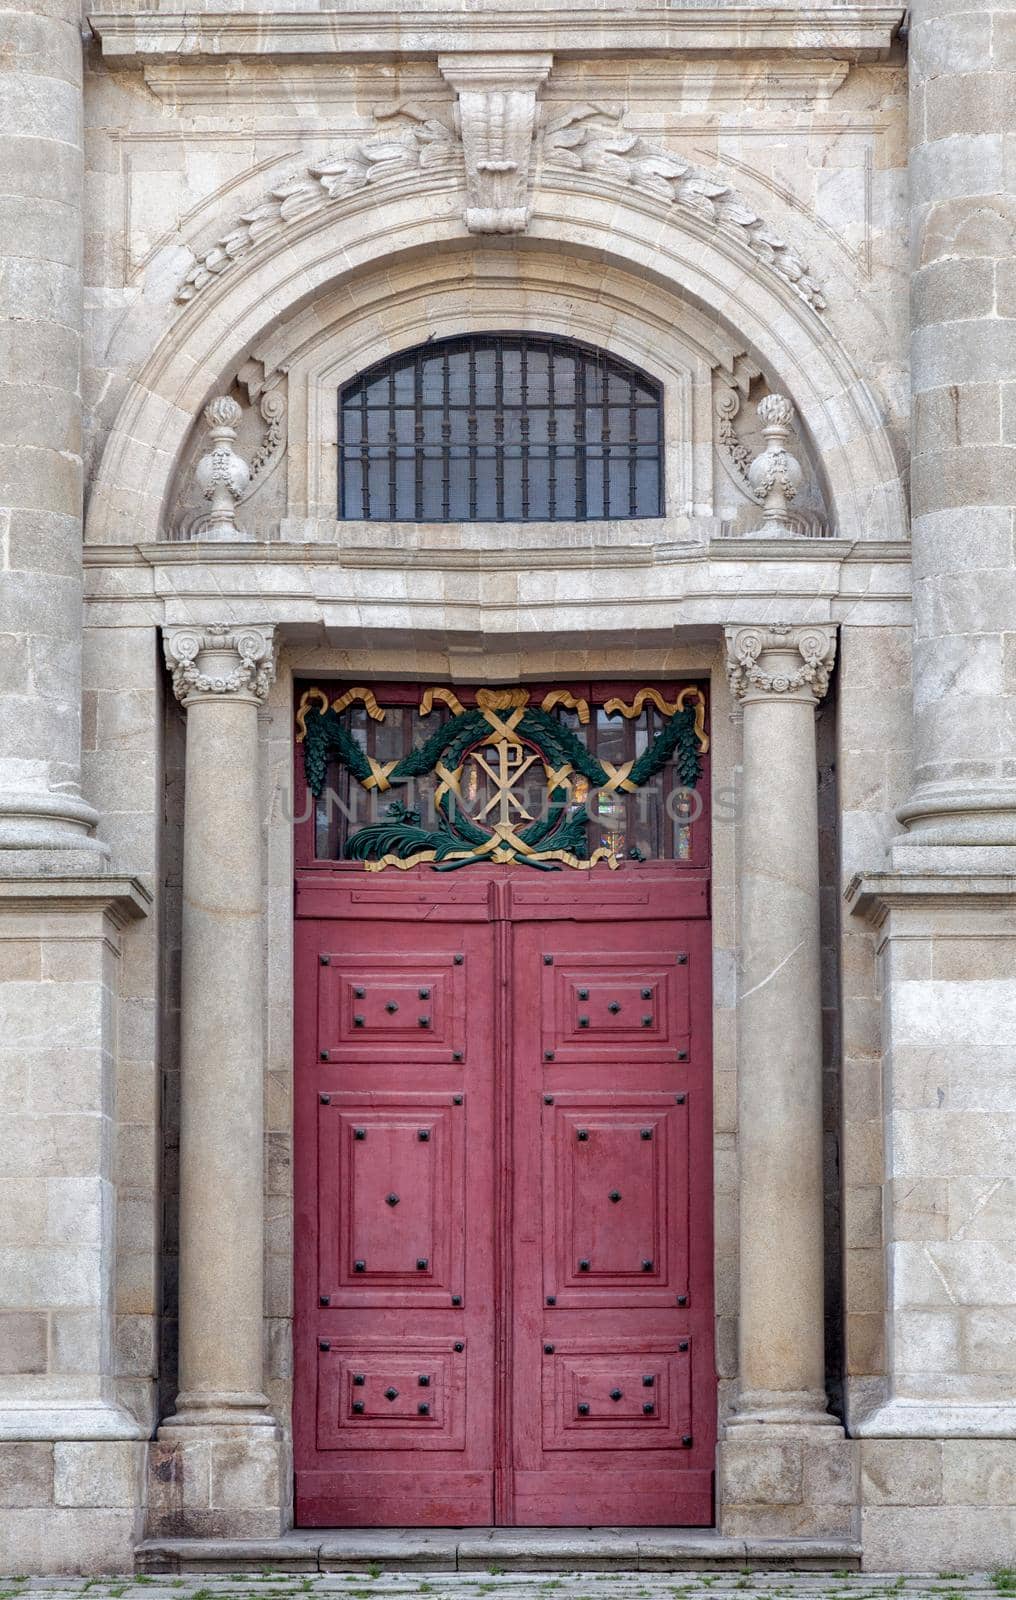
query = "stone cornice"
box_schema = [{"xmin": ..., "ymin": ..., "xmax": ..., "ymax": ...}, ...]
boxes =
[
  {"xmin": 82, "ymin": 543, "xmax": 912, "ymax": 634},
  {"xmin": 847, "ymin": 871, "xmax": 1016, "ymax": 926},
  {"xmin": 89, "ymin": 6, "xmax": 904, "ymax": 62},
  {"xmin": 163, "ymin": 623, "xmax": 278, "ymax": 706},
  {"xmin": 83, "ymin": 538, "xmax": 913, "ymax": 567},
  {"xmin": 0, "ymin": 876, "xmax": 152, "ymax": 925},
  {"xmin": 724, "ymin": 622, "xmax": 837, "ymax": 703}
]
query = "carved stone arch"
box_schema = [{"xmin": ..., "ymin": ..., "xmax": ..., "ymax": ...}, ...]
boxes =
[
  {"xmin": 246, "ymin": 244, "xmax": 762, "ymax": 530},
  {"xmin": 85, "ymin": 184, "xmax": 905, "ymax": 545}
]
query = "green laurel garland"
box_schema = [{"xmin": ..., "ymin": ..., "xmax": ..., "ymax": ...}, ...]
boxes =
[{"xmin": 301, "ymin": 694, "xmax": 703, "ymax": 869}]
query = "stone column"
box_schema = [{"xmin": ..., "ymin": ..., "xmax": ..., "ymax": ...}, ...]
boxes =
[
  {"xmin": 154, "ymin": 625, "xmax": 286, "ymax": 1539},
  {"xmin": 719, "ymin": 625, "xmax": 854, "ymax": 1536},
  {"xmin": 898, "ymin": 0, "xmax": 1016, "ymax": 848},
  {"xmin": 725, "ymin": 623, "xmax": 838, "ymax": 1426},
  {"xmin": 0, "ymin": 0, "xmax": 103, "ymax": 858}
]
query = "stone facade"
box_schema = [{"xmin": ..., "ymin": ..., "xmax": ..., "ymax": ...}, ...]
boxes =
[{"xmin": 2, "ymin": 0, "xmax": 1016, "ymax": 1576}]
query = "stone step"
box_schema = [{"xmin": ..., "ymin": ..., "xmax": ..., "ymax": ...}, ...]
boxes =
[{"xmin": 136, "ymin": 1528, "xmax": 862, "ymax": 1575}]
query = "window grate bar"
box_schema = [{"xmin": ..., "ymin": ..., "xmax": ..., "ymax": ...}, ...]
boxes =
[
  {"xmin": 441, "ymin": 347, "xmax": 452, "ymax": 521},
  {"xmin": 495, "ymin": 340, "xmax": 505, "ymax": 521},
  {"xmin": 388, "ymin": 365, "xmax": 398, "ymax": 521},
  {"xmin": 601, "ymin": 356, "xmax": 610, "ymax": 519},
  {"xmin": 547, "ymin": 344, "xmax": 557, "ymax": 520},
  {"xmin": 468, "ymin": 344, "xmax": 478, "ymax": 520},
  {"xmin": 628, "ymin": 373, "xmax": 639, "ymax": 517},
  {"xmin": 520, "ymin": 341, "xmax": 530, "ymax": 520},
  {"xmin": 575, "ymin": 352, "xmax": 587, "ymax": 519},
  {"xmin": 413, "ymin": 351, "xmax": 424, "ymax": 521},
  {"xmin": 359, "ymin": 381, "xmax": 370, "ymax": 518}
]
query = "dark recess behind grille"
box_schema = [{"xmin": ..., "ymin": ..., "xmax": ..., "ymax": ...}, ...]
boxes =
[{"xmin": 338, "ymin": 332, "xmax": 664, "ymax": 523}]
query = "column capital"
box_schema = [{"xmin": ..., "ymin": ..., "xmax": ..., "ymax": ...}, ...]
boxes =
[
  {"xmin": 724, "ymin": 622, "xmax": 836, "ymax": 705},
  {"xmin": 163, "ymin": 624, "xmax": 277, "ymax": 708}
]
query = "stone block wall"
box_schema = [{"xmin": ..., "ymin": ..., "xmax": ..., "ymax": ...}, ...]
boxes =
[
  {"xmin": 861, "ymin": 1441, "xmax": 1016, "ymax": 1570},
  {"xmin": 0, "ymin": 1441, "xmax": 146, "ymax": 1574}
]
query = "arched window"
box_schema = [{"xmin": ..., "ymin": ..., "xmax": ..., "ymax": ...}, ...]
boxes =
[{"xmin": 338, "ymin": 333, "xmax": 663, "ymax": 522}]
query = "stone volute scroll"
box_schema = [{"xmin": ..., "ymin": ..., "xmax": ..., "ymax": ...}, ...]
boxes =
[
  {"xmin": 194, "ymin": 396, "xmax": 251, "ymax": 540},
  {"xmin": 725, "ymin": 622, "xmax": 836, "ymax": 703},
  {"xmin": 745, "ymin": 394, "xmax": 804, "ymax": 538},
  {"xmin": 438, "ymin": 53, "xmax": 552, "ymax": 233},
  {"xmin": 164, "ymin": 624, "xmax": 277, "ymax": 706}
]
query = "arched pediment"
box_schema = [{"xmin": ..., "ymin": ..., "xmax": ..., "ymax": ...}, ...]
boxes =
[{"xmin": 85, "ymin": 179, "xmax": 906, "ymax": 546}]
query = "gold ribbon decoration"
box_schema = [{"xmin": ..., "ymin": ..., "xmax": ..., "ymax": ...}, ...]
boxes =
[
  {"xmin": 296, "ymin": 685, "xmax": 384, "ymax": 742},
  {"xmin": 540, "ymin": 689, "xmax": 591, "ymax": 724},
  {"xmin": 420, "ymin": 686, "xmax": 466, "ymax": 716},
  {"xmin": 603, "ymin": 685, "xmax": 709, "ymax": 752}
]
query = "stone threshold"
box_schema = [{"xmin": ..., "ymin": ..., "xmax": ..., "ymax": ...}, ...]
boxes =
[{"xmin": 137, "ymin": 1529, "xmax": 862, "ymax": 1574}]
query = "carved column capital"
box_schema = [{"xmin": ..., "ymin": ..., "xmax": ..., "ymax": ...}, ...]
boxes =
[
  {"xmin": 438, "ymin": 51, "xmax": 552, "ymax": 233},
  {"xmin": 163, "ymin": 624, "xmax": 277, "ymax": 708},
  {"xmin": 724, "ymin": 623, "xmax": 837, "ymax": 705}
]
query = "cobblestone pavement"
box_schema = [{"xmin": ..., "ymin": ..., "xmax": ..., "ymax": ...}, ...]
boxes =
[{"xmin": 3, "ymin": 1572, "xmax": 1014, "ymax": 1599}]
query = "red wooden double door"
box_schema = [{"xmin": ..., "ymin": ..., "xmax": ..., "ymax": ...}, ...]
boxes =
[{"xmin": 294, "ymin": 868, "xmax": 714, "ymax": 1526}]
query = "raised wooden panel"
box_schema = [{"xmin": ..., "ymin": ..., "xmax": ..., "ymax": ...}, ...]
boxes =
[
  {"xmin": 317, "ymin": 953, "xmax": 466, "ymax": 1064},
  {"xmin": 317, "ymin": 1094, "xmax": 466, "ymax": 1308},
  {"xmin": 542, "ymin": 1339, "xmax": 692, "ymax": 1451},
  {"xmin": 541, "ymin": 952, "xmax": 691, "ymax": 1063},
  {"xmin": 317, "ymin": 1340, "xmax": 466, "ymax": 1451},
  {"xmin": 542, "ymin": 1094, "xmax": 689, "ymax": 1308}
]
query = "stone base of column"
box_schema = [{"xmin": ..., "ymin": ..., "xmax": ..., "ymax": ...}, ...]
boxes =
[
  {"xmin": 148, "ymin": 1424, "xmax": 289, "ymax": 1539},
  {"xmin": 718, "ymin": 1430, "xmax": 858, "ymax": 1539},
  {"xmin": 726, "ymin": 1389, "xmax": 844, "ymax": 1430}
]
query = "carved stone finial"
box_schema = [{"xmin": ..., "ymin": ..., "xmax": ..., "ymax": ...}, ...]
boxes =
[
  {"xmin": 438, "ymin": 53, "xmax": 552, "ymax": 233},
  {"xmin": 724, "ymin": 623, "xmax": 837, "ymax": 704},
  {"xmin": 194, "ymin": 396, "xmax": 251, "ymax": 540},
  {"xmin": 745, "ymin": 392, "xmax": 804, "ymax": 537},
  {"xmin": 163, "ymin": 624, "xmax": 277, "ymax": 706}
]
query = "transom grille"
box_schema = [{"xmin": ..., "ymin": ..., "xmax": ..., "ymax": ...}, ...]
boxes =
[{"xmin": 338, "ymin": 333, "xmax": 664, "ymax": 523}]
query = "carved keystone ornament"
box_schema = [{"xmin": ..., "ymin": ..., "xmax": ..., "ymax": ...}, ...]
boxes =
[{"xmin": 438, "ymin": 53, "xmax": 552, "ymax": 233}]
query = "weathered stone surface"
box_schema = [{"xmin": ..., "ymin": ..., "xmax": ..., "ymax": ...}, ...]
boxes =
[
  {"xmin": 53, "ymin": 1441, "xmax": 144, "ymax": 1509},
  {"xmin": 0, "ymin": 1441, "xmax": 53, "ymax": 1507}
]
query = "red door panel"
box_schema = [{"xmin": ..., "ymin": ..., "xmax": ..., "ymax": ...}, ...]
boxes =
[
  {"xmin": 509, "ymin": 902, "xmax": 714, "ymax": 1527},
  {"xmin": 316, "ymin": 1339, "xmax": 466, "ymax": 1451},
  {"xmin": 318, "ymin": 1094, "xmax": 465, "ymax": 1307},
  {"xmin": 294, "ymin": 912, "xmax": 496, "ymax": 1526},
  {"xmin": 543, "ymin": 1094, "xmax": 689, "ymax": 1306},
  {"xmin": 317, "ymin": 951, "xmax": 465, "ymax": 1065},
  {"xmin": 541, "ymin": 1339, "xmax": 691, "ymax": 1450}
]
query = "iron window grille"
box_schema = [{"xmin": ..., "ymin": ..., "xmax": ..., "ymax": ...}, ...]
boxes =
[{"xmin": 338, "ymin": 332, "xmax": 664, "ymax": 523}]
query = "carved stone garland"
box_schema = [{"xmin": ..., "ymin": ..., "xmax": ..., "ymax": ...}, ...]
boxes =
[
  {"xmin": 174, "ymin": 97, "xmax": 824, "ymax": 314},
  {"xmin": 540, "ymin": 104, "xmax": 825, "ymax": 312}
]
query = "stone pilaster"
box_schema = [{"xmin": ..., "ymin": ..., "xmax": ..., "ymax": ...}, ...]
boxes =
[
  {"xmin": 898, "ymin": 0, "xmax": 1016, "ymax": 850},
  {"xmin": 153, "ymin": 625, "xmax": 287, "ymax": 1538},
  {"xmin": 844, "ymin": 0, "xmax": 1016, "ymax": 1470},
  {"xmin": 0, "ymin": 0, "xmax": 103, "ymax": 860},
  {"xmin": 0, "ymin": 877, "xmax": 150, "ymax": 1573},
  {"xmin": 719, "ymin": 624, "xmax": 856, "ymax": 1538}
]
